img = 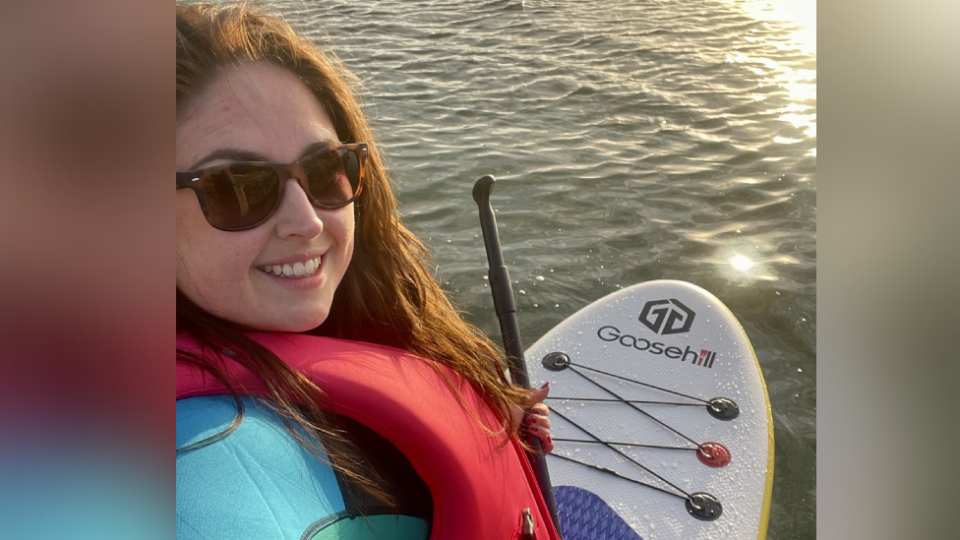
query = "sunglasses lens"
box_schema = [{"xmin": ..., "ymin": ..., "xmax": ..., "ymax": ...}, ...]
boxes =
[
  {"xmin": 303, "ymin": 148, "xmax": 362, "ymax": 208},
  {"xmin": 204, "ymin": 165, "xmax": 280, "ymax": 230},
  {"xmin": 184, "ymin": 145, "xmax": 365, "ymax": 231}
]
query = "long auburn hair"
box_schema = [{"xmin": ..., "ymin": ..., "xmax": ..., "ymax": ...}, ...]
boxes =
[{"xmin": 176, "ymin": 2, "xmax": 532, "ymax": 502}]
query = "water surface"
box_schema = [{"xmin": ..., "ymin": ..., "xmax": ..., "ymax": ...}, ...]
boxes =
[{"xmin": 266, "ymin": 1, "xmax": 817, "ymax": 537}]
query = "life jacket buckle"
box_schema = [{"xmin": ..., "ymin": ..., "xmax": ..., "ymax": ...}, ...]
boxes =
[{"xmin": 520, "ymin": 508, "xmax": 536, "ymax": 540}]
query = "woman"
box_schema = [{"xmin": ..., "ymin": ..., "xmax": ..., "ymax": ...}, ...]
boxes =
[{"xmin": 175, "ymin": 3, "xmax": 556, "ymax": 539}]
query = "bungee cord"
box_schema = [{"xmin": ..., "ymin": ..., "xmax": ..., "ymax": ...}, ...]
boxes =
[
  {"xmin": 550, "ymin": 453, "xmax": 689, "ymax": 501},
  {"xmin": 542, "ymin": 352, "xmax": 734, "ymax": 518},
  {"xmin": 548, "ymin": 407, "xmax": 694, "ymax": 500},
  {"xmin": 567, "ymin": 365, "xmax": 704, "ymax": 449},
  {"xmin": 552, "ymin": 358, "xmax": 710, "ymax": 405},
  {"xmin": 548, "ymin": 397, "xmax": 705, "ymax": 407}
]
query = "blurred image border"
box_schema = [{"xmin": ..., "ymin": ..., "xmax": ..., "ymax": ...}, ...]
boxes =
[{"xmin": 820, "ymin": 1, "xmax": 957, "ymax": 538}]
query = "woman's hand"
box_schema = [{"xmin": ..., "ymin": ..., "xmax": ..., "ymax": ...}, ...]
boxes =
[{"xmin": 512, "ymin": 383, "xmax": 554, "ymax": 454}]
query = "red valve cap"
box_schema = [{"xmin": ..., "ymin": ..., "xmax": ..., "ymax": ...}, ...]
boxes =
[{"xmin": 697, "ymin": 442, "xmax": 731, "ymax": 468}]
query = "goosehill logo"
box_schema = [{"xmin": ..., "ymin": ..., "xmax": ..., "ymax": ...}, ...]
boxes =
[
  {"xmin": 639, "ymin": 299, "xmax": 696, "ymax": 335},
  {"xmin": 596, "ymin": 326, "xmax": 718, "ymax": 369}
]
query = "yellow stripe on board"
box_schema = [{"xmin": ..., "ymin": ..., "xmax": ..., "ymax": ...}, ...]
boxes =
[{"xmin": 741, "ymin": 323, "xmax": 776, "ymax": 540}]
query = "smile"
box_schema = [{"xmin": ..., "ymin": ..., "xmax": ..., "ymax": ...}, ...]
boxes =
[{"xmin": 259, "ymin": 257, "xmax": 322, "ymax": 278}]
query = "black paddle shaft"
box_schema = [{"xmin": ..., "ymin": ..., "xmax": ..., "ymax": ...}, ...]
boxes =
[
  {"xmin": 472, "ymin": 175, "xmax": 563, "ymax": 537},
  {"xmin": 472, "ymin": 177, "xmax": 529, "ymax": 382}
]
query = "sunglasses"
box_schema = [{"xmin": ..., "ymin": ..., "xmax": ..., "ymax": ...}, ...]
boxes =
[{"xmin": 176, "ymin": 143, "xmax": 368, "ymax": 231}]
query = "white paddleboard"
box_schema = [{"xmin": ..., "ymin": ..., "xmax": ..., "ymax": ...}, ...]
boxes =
[{"xmin": 526, "ymin": 281, "xmax": 774, "ymax": 540}]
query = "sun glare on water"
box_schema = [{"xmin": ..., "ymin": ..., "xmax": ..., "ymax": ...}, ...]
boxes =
[
  {"xmin": 717, "ymin": 247, "xmax": 784, "ymax": 284},
  {"xmin": 725, "ymin": 0, "xmax": 817, "ymax": 140},
  {"xmin": 731, "ymin": 256, "xmax": 755, "ymax": 271}
]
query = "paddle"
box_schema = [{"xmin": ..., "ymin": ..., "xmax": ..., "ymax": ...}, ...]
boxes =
[{"xmin": 473, "ymin": 175, "xmax": 563, "ymax": 537}]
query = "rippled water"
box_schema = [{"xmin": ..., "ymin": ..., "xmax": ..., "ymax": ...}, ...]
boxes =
[{"xmin": 262, "ymin": 0, "xmax": 817, "ymax": 537}]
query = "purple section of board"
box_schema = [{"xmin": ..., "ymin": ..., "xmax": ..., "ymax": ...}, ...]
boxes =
[{"xmin": 554, "ymin": 486, "xmax": 643, "ymax": 540}]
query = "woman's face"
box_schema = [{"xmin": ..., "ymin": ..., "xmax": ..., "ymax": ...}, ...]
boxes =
[{"xmin": 176, "ymin": 63, "xmax": 355, "ymax": 332}]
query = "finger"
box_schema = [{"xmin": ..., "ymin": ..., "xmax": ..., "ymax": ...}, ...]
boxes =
[
  {"xmin": 528, "ymin": 425, "xmax": 554, "ymax": 454},
  {"xmin": 525, "ymin": 414, "xmax": 551, "ymax": 430},
  {"xmin": 529, "ymin": 403, "xmax": 549, "ymax": 417},
  {"xmin": 525, "ymin": 382, "xmax": 551, "ymax": 405}
]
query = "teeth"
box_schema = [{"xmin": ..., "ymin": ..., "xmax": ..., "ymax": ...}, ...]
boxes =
[{"xmin": 261, "ymin": 257, "xmax": 322, "ymax": 278}]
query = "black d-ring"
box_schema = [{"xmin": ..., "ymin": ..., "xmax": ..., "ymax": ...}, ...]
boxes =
[
  {"xmin": 542, "ymin": 352, "xmax": 572, "ymax": 372},
  {"xmin": 707, "ymin": 397, "xmax": 740, "ymax": 420},
  {"xmin": 685, "ymin": 492, "xmax": 722, "ymax": 521}
]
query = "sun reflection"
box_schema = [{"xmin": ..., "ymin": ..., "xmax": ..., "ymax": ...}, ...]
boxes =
[
  {"xmin": 731, "ymin": 256, "xmax": 755, "ymax": 271},
  {"xmin": 729, "ymin": 0, "xmax": 817, "ymax": 140},
  {"xmin": 714, "ymin": 245, "xmax": 781, "ymax": 284},
  {"xmin": 738, "ymin": 0, "xmax": 816, "ymax": 54}
]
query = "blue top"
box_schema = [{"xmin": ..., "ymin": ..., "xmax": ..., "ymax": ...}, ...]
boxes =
[{"xmin": 176, "ymin": 396, "xmax": 430, "ymax": 540}]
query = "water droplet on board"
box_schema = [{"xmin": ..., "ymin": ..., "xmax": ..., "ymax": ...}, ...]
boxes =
[{"xmin": 536, "ymin": 276, "xmax": 545, "ymax": 282}]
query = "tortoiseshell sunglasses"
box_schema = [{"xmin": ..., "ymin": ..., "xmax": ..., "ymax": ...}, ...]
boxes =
[{"xmin": 176, "ymin": 143, "xmax": 368, "ymax": 231}]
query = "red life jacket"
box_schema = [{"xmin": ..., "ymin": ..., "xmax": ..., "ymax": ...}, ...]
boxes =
[{"xmin": 176, "ymin": 333, "xmax": 561, "ymax": 540}]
